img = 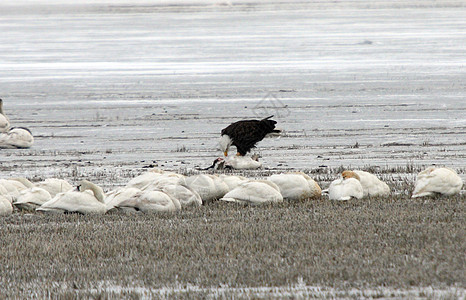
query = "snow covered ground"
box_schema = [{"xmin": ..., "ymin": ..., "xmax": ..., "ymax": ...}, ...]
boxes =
[{"xmin": 0, "ymin": 0, "xmax": 464, "ymax": 187}]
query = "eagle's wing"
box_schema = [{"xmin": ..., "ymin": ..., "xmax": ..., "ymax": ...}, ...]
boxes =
[{"xmin": 222, "ymin": 120, "xmax": 271, "ymax": 155}]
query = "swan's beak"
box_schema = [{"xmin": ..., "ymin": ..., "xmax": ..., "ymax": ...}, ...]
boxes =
[
  {"xmin": 224, "ymin": 151, "xmax": 228, "ymax": 157},
  {"xmin": 236, "ymin": 152, "xmax": 241, "ymax": 156}
]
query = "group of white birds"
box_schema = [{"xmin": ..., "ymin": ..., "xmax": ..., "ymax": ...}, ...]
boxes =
[
  {"xmin": 0, "ymin": 99, "xmax": 34, "ymax": 149},
  {"xmin": 326, "ymin": 167, "xmax": 462, "ymax": 201},
  {"xmin": 0, "ymin": 164, "xmax": 462, "ymax": 216}
]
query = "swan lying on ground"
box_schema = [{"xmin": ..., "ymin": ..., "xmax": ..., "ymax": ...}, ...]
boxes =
[
  {"xmin": 268, "ymin": 172, "xmax": 321, "ymax": 200},
  {"xmin": 0, "ymin": 127, "xmax": 34, "ymax": 149},
  {"xmin": 126, "ymin": 169, "xmax": 184, "ymax": 190},
  {"xmin": 327, "ymin": 173, "xmax": 364, "ymax": 201},
  {"xmin": 181, "ymin": 174, "xmax": 229, "ymax": 204},
  {"xmin": 0, "ymin": 178, "xmax": 32, "ymax": 202},
  {"xmin": 14, "ymin": 187, "xmax": 52, "ymax": 211},
  {"xmin": 35, "ymin": 178, "xmax": 74, "ymax": 198},
  {"xmin": 0, "ymin": 185, "xmax": 13, "ymax": 203},
  {"xmin": 112, "ymin": 190, "xmax": 181, "ymax": 212},
  {"xmin": 105, "ymin": 187, "xmax": 142, "ymax": 211},
  {"xmin": 343, "ymin": 170, "xmax": 390, "ymax": 197},
  {"xmin": 0, "ymin": 195, "xmax": 13, "ymax": 215},
  {"xmin": 123, "ymin": 169, "xmax": 201, "ymax": 207},
  {"xmin": 157, "ymin": 183, "xmax": 202, "ymax": 207},
  {"xmin": 412, "ymin": 167, "xmax": 463, "ymax": 198},
  {"xmin": 223, "ymin": 154, "xmax": 262, "ymax": 170},
  {"xmin": 37, "ymin": 180, "xmax": 106, "ymax": 214},
  {"xmin": 0, "ymin": 99, "xmax": 10, "ymax": 133},
  {"xmin": 139, "ymin": 174, "xmax": 184, "ymax": 191},
  {"xmin": 9, "ymin": 177, "xmax": 34, "ymax": 189},
  {"xmin": 219, "ymin": 174, "xmax": 249, "ymax": 191},
  {"xmin": 125, "ymin": 171, "xmax": 164, "ymax": 190},
  {"xmin": 220, "ymin": 180, "xmax": 283, "ymax": 205},
  {"xmin": 134, "ymin": 175, "xmax": 202, "ymax": 207},
  {"xmin": 207, "ymin": 154, "xmax": 262, "ymax": 170}
]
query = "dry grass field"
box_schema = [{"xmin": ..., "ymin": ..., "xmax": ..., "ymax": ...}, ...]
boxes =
[{"xmin": 0, "ymin": 171, "xmax": 464, "ymax": 298}]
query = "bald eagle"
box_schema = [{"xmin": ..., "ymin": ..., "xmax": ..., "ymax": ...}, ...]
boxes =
[{"xmin": 219, "ymin": 115, "xmax": 280, "ymax": 156}]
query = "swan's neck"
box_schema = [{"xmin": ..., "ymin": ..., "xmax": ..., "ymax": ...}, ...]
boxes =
[
  {"xmin": 0, "ymin": 100, "xmax": 4, "ymax": 115},
  {"xmin": 11, "ymin": 177, "xmax": 35, "ymax": 188},
  {"xmin": 81, "ymin": 180, "xmax": 105, "ymax": 203}
]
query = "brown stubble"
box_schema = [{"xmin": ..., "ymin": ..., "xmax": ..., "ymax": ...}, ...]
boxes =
[{"xmin": 0, "ymin": 193, "xmax": 464, "ymax": 298}]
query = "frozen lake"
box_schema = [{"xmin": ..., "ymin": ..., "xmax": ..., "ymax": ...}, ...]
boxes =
[{"xmin": 0, "ymin": 0, "xmax": 465, "ymax": 188}]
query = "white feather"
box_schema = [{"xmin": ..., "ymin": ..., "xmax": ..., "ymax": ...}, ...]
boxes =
[
  {"xmin": 412, "ymin": 167, "xmax": 463, "ymax": 198},
  {"xmin": 220, "ymin": 180, "xmax": 283, "ymax": 205},
  {"xmin": 328, "ymin": 177, "xmax": 364, "ymax": 201}
]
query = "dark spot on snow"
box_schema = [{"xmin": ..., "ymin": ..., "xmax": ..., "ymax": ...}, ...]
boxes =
[
  {"xmin": 358, "ymin": 40, "xmax": 373, "ymax": 45},
  {"xmin": 382, "ymin": 142, "xmax": 414, "ymax": 147}
]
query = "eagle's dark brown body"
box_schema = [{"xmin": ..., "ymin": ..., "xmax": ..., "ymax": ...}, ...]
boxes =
[{"xmin": 220, "ymin": 115, "xmax": 280, "ymax": 156}]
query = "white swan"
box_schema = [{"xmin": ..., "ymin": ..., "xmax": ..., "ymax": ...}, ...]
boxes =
[
  {"xmin": 139, "ymin": 174, "xmax": 185, "ymax": 191},
  {"xmin": 181, "ymin": 174, "xmax": 229, "ymax": 204},
  {"xmin": 0, "ymin": 178, "xmax": 31, "ymax": 202},
  {"xmin": 105, "ymin": 187, "xmax": 143, "ymax": 211},
  {"xmin": 343, "ymin": 170, "xmax": 390, "ymax": 197},
  {"xmin": 9, "ymin": 177, "xmax": 35, "ymax": 189},
  {"xmin": 156, "ymin": 183, "xmax": 202, "ymax": 207},
  {"xmin": 219, "ymin": 174, "xmax": 249, "ymax": 191},
  {"xmin": 220, "ymin": 180, "xmax": 283, "ymax": 205},
  {"xmin": 0, "ymin": 195, "xmax": 13, "ymax": 215},
  {"xmin": 125, "ymin": 171, "xmax": 164, "ymax": 189},
  {"xmin": 35, "ymin": 178, "xmax": 74, "ymax": 198},
  {"xmin": 0, "ymin": 185, "xmax": 13, "ymax": 203},
  {"xmin": 0, "ymin": 178, "xmax": 32, "ymax": 191},
  {"xmin": 208, "ymin": 155, "xmax": 262, "ymax": 170},
  {"xmin": 412, "ymin": 167, "xmax": 463, "ymax": 198},
  {"xmin": 328, "ymin": 174, "xmax": 364, "ymax": 201},
  {"xmin": 0, "ymin": 127, "xmax": 34, "ymax": 149},
  {"xmin": 13, "ymin": 187, "xmax": 52, "ymax": 211},
  {"xmin": 224, "ymin": 155, "xmax": 262, "ymax": 169},
  {"xmin": 132, "ymin": 173, "xmax": 202, "ymax": 207},
  {"xmin": 126, "ymin": 169, "xmax": 183, "ymax": 190},
  {"xmin": 268, "ymin": 172, "xmax": 321, "ymax": 200},
  {"xmin": 113, "ymin": 190, "xmax": 181, "ymax": 212},
  {"xmin": 37, "ymin": 180, "xmax": 106, "ymax": 214},
  {"xmin": 0, "ymin": 99, "xmax": 10, "ymax": 133}
]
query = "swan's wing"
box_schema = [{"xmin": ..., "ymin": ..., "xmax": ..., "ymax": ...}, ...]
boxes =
[
  {"xmin": 221, "ymin": 182, "xmax": 283, "ymax": 204},
  {"xmin": 37, "ymin": 191, "xmax": 106, "ymax": 214},
  {"xmin": 116, "ymin": 191, "xmax": 179, "ymax": 212},
  {"xmin": 0, "ymin": 196, "xmax": 13, "ymax": 215},
  {"xmin": 160, "ymin": 184, "xmax": 202, "ymax": 207}
]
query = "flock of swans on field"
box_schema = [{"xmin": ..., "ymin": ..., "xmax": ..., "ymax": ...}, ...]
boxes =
[
  {"xmin": 0, "ymin": 100, "xmax": 463, "ymax": 216},
  {"xmin": 0, "ymin": 99, "xmax": 34, "ymax": 149},
  {"xmin": 0, "ymin": 162, "xmax": 463, "ymax": 216}
]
